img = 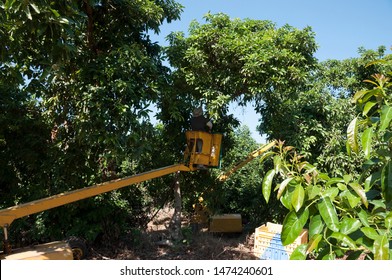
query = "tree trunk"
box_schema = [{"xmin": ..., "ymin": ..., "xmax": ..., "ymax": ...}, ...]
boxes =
[{"xmin": 170, "ymin": 171, "xmax": 183, "ymax": 241}]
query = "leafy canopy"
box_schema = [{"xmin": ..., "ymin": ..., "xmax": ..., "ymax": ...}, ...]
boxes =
[{"xmin": 166, "ymin": 13, "xmax": 318, "ymax": 119}]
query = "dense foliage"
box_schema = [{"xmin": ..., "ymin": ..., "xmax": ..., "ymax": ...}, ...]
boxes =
[
  {"xmin": 1, "ymin": 0, "xmax": 183, "ymax": 244},
  {"xmin": 262, "ymin": 58, "xmax": 392, "ymax": 260},
  {"xmin": 166, "ymin": 13, "xmax": 317, "ymax": 119}
]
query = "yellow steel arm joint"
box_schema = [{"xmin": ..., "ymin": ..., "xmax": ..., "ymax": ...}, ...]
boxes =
[{"xmin": 218, "ymin": 141, "xmax": 276, "ymax": 181}]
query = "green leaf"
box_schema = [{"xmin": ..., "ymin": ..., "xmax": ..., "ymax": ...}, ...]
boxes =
[
  {"xmin": 30, "ymin": 3, "xmax": 40, "ymax": 14},
  {"xmin": 323, "ymin": 187, "xmax": 339, "ymax": 200},
  {"xmin": 322, "ymin": 252, "xmax": 336, "ymax": 260},
  {"xmin": 364, "ymin": 172, "xmax": 381, "ymax": 191},
  {"xmin": 353, "ymin": 89, "xmax": 367, "ymax": 103},
  {"xmin": 329, "ymin": 232, "xmax": 357, "ymax": 249},
  {"xmin": 318, "ymin": 173, "xmax": 330, "ymax": 181},
  {"xmin": 326, "ymin": 177, "xmax": 344, "ymax": 187},
  {"xmin": 346, "ymin": 141, "xmax": 352, "ymax": 156},
  {"xmin": 381, "ymin": 162, "xmax": 392, "ymax": 208},
  {"xmin": 306, "ymin": 185, "xmax": 321, "ymax": 200},
  {"xmin": 262, "ymin": 169, "xmax": 275, "ymax": 203},
  {"xmin": 289, "ymin": 244, "xmax": 307, "ymax": 260},
  {"xmin": 339, "ymin": 217, "xmax": 361, "ymax": 235},
  {"xmin": 337, "ymin": 183, "xmax": 347, "ymax": 191},
  {"xmin": 370, "ymin": 200, "xmax": 386, "ymax": 213},
  {"xmin": 306, "ymin": 233, "xmax": 322, "ymax": 254},
  {"xmin": 343, "ymin": 174, "xmax": 352, "ymax": 184},
  {"xmin": 273, "ymin": 155, "xmax": 282, "ymax": 173},
  {"xmin": 280, "ymin": 189, "xmax": 294, "ymax": 211},
  {"xmin": 348, "ymin": 182, "xmax": 368, "ymax": 208},
  {"xmin": 281, "ymin": 208, "xmax": 309, "ymax": 246},
  {"xmin": 309, "ymin": 215, "xmax": 324, "ymax": 239},
  {"xmin": 385, "ymin": 212, "xmax": 392, "ymax": 229},
  {"xmin": 50, "ymin": 8, "xmax": 60, "ymax": 17},
  {"xmin": 361, "ymin": 127, "xmax": 373, "ymax": 159},
  {"xmin": 360, "ymin": 227, "xmax": 379, "ymax": 240},
  {"xmin": 59, "ymin": 17, "xmax": 70, "ymax": 25},
  {"xmin": 258, "ymin": 151, "xmax": 275, "ymax": 165},
  {"xmin": 347, "ymin": 117, "xmax": 359, "ymax": 154},
  {"xmin": 277, "ymin": 177, "xmax": 293, "ymax": 199},
  {"xmin": 374, "ymin": 235, "xmax": 389, "ymax": 260},
  {"xmin": 340, "ymin": 190, "xmax": 360, "ymax": 208},
  {"xmin": 291, "ymin": 184, "xmax": 305, "ymax": 212},
  {"xmin": 380, "ymin": 105, "xmax": 392, "ymax": 131},
  {"xmin": 357, "ymin": 209, "xmax": 370, "ymax": 227},
  {"xmin": 318, "ymin": 196, "xmax": 340, "ymax": 232},
  {"xmin": 362, "ymin": 100, "xmax": 377, "ymax": 116},
  {"xmin": 24, "ymin": 4, "xmax": 32, "ymax": 20}
]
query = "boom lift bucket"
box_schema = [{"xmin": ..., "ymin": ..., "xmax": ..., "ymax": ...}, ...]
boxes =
[{"xmin": 184, "ymin": 131, "xmax": 222, "ymax": 170}]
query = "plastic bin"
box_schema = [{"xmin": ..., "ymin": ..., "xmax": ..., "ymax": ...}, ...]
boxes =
[{"xmin": 253, "ymin": 222, "xmax": 308, "ymax": 260}]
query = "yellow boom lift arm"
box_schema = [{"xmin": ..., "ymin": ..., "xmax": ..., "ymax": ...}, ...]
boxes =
[{"xmin": 218, "ymin": 141, "xmax": 276, "ymax": 181}]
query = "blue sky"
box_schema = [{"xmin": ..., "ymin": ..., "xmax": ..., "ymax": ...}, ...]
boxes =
[{"xmin": 152, "ymin": 0, "xmax": 392, "ymax": 142}]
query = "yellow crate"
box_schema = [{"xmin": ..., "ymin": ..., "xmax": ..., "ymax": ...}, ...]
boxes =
[
  {"xmin": 209, "ymin": 214, "xmax": 242, "ymax": 233},
  {"xmin": 253, "ymin": 222, "xmax": 308, "ymax": 260}
]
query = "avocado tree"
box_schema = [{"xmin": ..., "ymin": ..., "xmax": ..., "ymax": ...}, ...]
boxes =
[
  {"xmin": 0, "ymin": 0, "xmax": 183, "ymax": 242},
  {"xmin": 165, "ymin": 12, "xmax": 318, "ymax": 128}
]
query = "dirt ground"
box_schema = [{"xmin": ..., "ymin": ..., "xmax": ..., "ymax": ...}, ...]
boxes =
[{"xmin": 87, "ymin": 207, "xmax": 258, "ymax": 260}]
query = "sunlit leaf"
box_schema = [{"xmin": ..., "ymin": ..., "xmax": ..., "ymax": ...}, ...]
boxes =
[
  {"xmin": 362, "ymin": 100, "xmax": 377, "ymax": 116},
  {"xmin": 339, "ymin": 217, "xmax": 361, "ymax": 235},
  {"xmin": 347, "ymin": 117, "xmax": 359, "ymax": 154},
  {"xmin": 24, "ymin": 5, "xmax": 32, "ymax": 20},
  {"xmin": 326, "ymin": 177, "xmax": 344, "ymax": 187},
  {"xmin": 309, "ymin": 214, "xmax": 323, "ymax": 238},
  {"xmin": 277, "ymin": 177, "xmax": 293, "ymax": 199},
  {"xmin": 291, "ymin": 184, "xmax": 305, "ymax": 212},
  {"xmin": 380, "ymin": 105, "xmax": 392, "ymax": 131},
  {"xmin": 381, "ymin": 162, "xmax": 392, "ymax": 208},
  {"xmin": 323, "ymin": 187, "xmax": 339, "ymax": 200},
  {"xmin": 340, "ymin": 190, "xmax": 360, "ymax": 208},
  {"xmin": 273, "ymin": 155, "xmax": 282, "ymax": 173},
  {"xmin": 306, "ymin": 233, "xmax": 322, "ymax": 254},
  {"xmin": 258, "ymin": 151, "xmax": 275, "ymax": 165},
  {"xmin": 385, "ymin": 212, "xmax": 392, "ymax": 229},
  {"xmin": 353, "ymin": 89, "xmax": 367, "ymax": 103},
  {"xmin": 337, "ymin": 183, "xmax": 346, "ymax": 191},
  {"xmin": 360, "ymin": 227, "xmax": 379, "ymax": 240},
  {"xmin": 318, "ymin": 196, "xmax": 339, "ymax": 232},
  {"xmin": 374, "ymin": 235, "xmax": 389, "ymax": 260},
  {"xmin": 280, "ymin": 189, "xmax": 294, "ymax": 211},
  {"xmin": 329, "ymin": 232, "xmax": 357, "ymax": 249},
  {"xmin": 30, "ymin": 3, "xmax": 40, "ymax": 14},
  {"xmin": 348, "ymin": 182, "xmax": 368, "ymax": 208},
  {"xmin": 306, "ymin": 185, "xmax": 321, "ymax": 200},
  {"xmin": 290, "ymin": 244, "xmax": 307, "ymax": 260},
  {"xmin": 343, "ymin": 174, "xmax": 352, "ymax": 184},
  {"xmin": 281, "ymin": 208, "xmax": 309, "ymax": 246},
  {"xmin": 361, "ymin": 127, "xmax": 373, "ymax": 159},
  {"xmin": 262, "ymin": 169, "xmax": 275, "ymax": 203},
  {"xmin": 357, "ymin": 209, "xmax": 370, "ymax": 227}
]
